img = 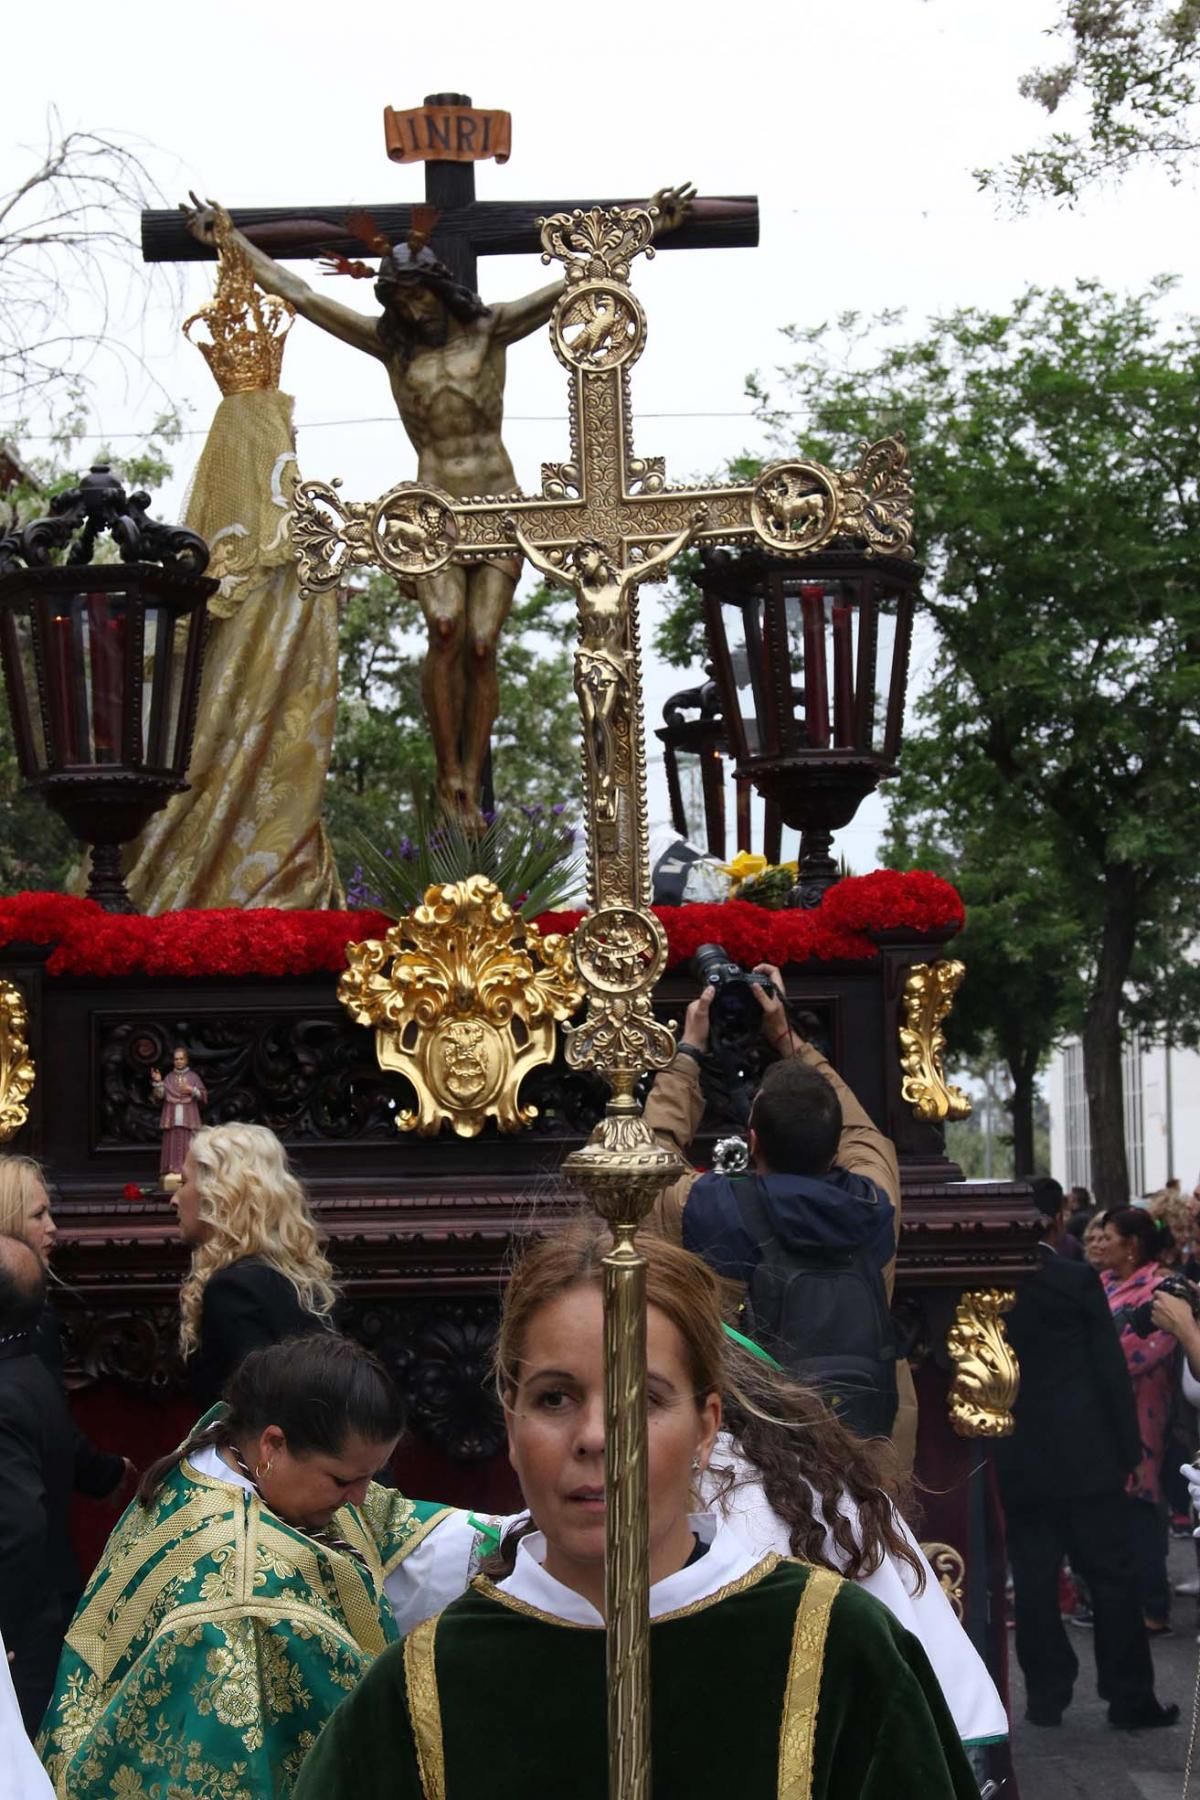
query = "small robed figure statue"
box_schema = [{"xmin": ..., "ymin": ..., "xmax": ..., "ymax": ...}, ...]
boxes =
[{"xmin": 150, "ymin": 1047, "xmax": 207, "ymax": 1185}]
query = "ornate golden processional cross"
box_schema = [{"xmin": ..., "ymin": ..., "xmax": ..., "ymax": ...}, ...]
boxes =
[{"xmin": 292, "ymin": 204, "xmax": 914, "ymax": 1800}]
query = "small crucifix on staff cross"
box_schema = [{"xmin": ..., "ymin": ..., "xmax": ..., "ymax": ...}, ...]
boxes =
[
  {"xmin": 290, "ymin": 201, "xmax": 915, "ymax": 927},
  {"xmin": 147, "ymin": 93, "xmax": 758, "ymax": 825}
]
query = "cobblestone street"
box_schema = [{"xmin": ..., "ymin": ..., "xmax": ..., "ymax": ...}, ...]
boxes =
[{"xmin": 1009, "ymin": 1536, "xmax": 1200, "ymax": 1800}]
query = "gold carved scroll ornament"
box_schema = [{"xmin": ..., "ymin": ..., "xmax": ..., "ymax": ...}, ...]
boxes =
[
  {"xmin": 338, "ymin": 876, "xmax": 582, "ymax": 1138},
  {"xmin": 947, "ymin": 1288, "xmax": 1019, "ymax": 1437},
  {"xmin": 920, "ymin": 1542, "xmax": 966, "ymax": 1620},
  {"xmin": 899, "ymin": 959, "xmax": 972, "ymax": 1123},
  {"xmin": 0, "ymin": 978, "xmax": 34, "ymax": 1143}
]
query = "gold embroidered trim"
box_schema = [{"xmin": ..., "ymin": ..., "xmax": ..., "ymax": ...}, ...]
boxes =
[
  {"xmin": 71, "ymin": 1477, "xmax": 393, "ymax": 1679},
  {"xmin": 324, "ymin": 1531, "xmax": 388, "ymax": 1657},
  {"xmin": 404, "ymin": 1615, "xmax": 446, "ymax": 1800},
  {"xmin": 257, "ymin": 1518, "xmax": 387, "ymax": 1657},
  {"xmin": 778, "ymin": 1566, "xmax": 842, "ymax": 1800},
  {"xmin": 470, "ymin": 1553, "xmax": 780, "ymax": 1629},
  {"xmin": 379, "ymin": 1506, "xmax": 453, "ymax": 1579},
  {"xmin": 468, "ymin": 1577, "xmax": 593, "ymax": 1629},
  {"xmin": 146, "ymin": 1596, "xmax": 373, "ymax": 1660},
  {"xmin": 68, "ymin": 1514, "xmax": 236, "ymax": 1679},
  {"xmin": 654, "ymin": 1553, "xmax": 779, "ymax": 1623}
]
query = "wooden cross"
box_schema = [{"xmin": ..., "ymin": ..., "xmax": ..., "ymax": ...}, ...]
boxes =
[{"xmin": 140, "ymin": 91, "xmax": 759, "ymax": 291}]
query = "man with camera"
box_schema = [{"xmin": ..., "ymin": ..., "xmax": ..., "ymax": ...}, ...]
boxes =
[
  {"xmin": 994, "ymin": 1182, "xmax": 1178, "ymax": 1732},
  {"xmin": 644, "ymin": 956, "xmax": 914, "ymax": 1465}
]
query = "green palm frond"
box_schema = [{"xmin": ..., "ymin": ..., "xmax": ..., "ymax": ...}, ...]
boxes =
[{"xmin": 349, "ymin": 800, "xmax": 582, "ymax": 922}]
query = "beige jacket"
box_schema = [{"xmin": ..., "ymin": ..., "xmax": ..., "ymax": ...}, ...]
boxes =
[{"xmin": 643, "ymin": 1042, "xmax": 917, "ymax": 1474}]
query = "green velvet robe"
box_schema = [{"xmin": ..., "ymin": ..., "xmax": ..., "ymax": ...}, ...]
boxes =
[
  {"xmin": 292, "ymin": 1556, "xmax": 980, "ymax": 1799},
  {"xmin": 36, "ymin": 1452, "xmax": 448, "ymax": 1800}
]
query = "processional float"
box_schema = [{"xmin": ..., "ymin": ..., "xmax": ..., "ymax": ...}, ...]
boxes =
[{"xmin": 290, "ymin": 202, "xmax": 915, "ymax": 1797}]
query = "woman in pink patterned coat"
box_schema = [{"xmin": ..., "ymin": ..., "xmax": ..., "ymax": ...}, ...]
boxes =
[
  {"xmin": 1100, "ymin": 1206, "xmax": 1177, "ymax": 1633},
  {"xmin": 150, "ymin": 1045, "xmax": 208, "ymax": 1182}
]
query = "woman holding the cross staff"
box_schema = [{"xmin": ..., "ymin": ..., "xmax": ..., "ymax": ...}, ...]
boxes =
[{"xmin": 294, "ymin": 1229, "xmax": 981, "ymax": 1799}]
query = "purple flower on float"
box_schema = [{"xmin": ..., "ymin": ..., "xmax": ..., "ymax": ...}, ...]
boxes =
[{"xmin": 346, "ymin": 865, "xmax": 382, "ymax": 910}]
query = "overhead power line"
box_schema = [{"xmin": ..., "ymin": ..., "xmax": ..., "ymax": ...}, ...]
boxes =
[{"xmin": 12, "ymin": 407, "xmax": 789, "ymax": 444}]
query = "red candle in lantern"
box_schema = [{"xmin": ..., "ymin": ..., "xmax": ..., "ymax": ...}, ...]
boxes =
[
  {"xmin": 87, "ymin": 593, "xmax": 125, "ymax": 762},
  {"xmin": 799, "ymin": 587, "xmax": 830, "ymax": 749},
  {"xmin": 832, "ymin": 604, "xmax": 855, "ymax": 746}
]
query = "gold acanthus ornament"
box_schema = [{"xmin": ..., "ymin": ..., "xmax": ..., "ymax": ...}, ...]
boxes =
[
  {"xmin": 899, "ymin": 959, "xmax": 973, "ymax": 1123},
  {"xmin": 0, "ymin": 978, "xmax": 35, "ymax": 1144},
  {"xmin": 946, "ymin": 1288, "xmax": 1020, "ymax": 1437},
  {"xmin": 183, "ymin": 203, "xmax": 294, "ymax": 396},
  {"xmin": 919, "ymin": 1543, "xmax": 966, "ymax": 1620},
  {"xmin": 337, "ymin": 876, "xmax": 583, "ymax": 1138}
]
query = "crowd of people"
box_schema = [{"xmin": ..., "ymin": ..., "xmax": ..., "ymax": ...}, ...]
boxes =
[
  {"xmin": 2, "ymin": 976, "xmax": 1182, "ymax": 1794},
  {"xmin": 998, "ymin": 1172, "xmax": 1200, "ymax": 1734}
]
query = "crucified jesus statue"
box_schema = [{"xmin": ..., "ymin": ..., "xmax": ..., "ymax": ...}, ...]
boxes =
[
  {"xmin": 182, "ymin": 185, "xmax": 695, "ymax": 825},
  {"xmin": 503, "ymin": 506, "xmax": 708, "ymax": 825}
]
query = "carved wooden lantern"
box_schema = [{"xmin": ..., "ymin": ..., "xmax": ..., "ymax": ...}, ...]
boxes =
[
  {"xmin": 699, "ymin": 545, "xmax": 920, "ymax": 905},
  {"xmin": 0, "ymin": 465, "xmax": 216, "ymax": 913}
]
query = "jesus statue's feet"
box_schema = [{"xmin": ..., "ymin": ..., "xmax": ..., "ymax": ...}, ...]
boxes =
[{"xmin": 437, "ymin": 777, "xmax": 486, "ymax": 836}]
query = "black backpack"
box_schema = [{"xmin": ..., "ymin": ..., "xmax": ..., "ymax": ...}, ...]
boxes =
[{"xmin": 731, "ymin": 1174, "xmax": 899, "ymax": 1441}]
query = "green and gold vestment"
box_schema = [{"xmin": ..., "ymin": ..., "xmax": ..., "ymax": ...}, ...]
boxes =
[
  {"xmin": 37, "ymin": 1451, "xmax": 448, "ymax": 1800},
  {"xmin": 293, "ymin": 1557, "xmax": 980, "ymax": 1799}
]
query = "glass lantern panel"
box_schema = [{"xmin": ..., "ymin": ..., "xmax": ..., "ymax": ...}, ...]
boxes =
[
  {"xmin": 781, "ymin": 580, "xmax": 861, "ymax": 751},
  {"xmin": 665, "ymin": 746, "xmax": 701, "ymax": 841},
  {"xmin": 9, "ymin": 607, "xmax": 48, "ymax": 769},
  {"xmin": 141, "ymin": 603, "xmax": 181, "ymax": 769},
  {"xmin": 43, "ymin": 596, "xmax": 92, "ymax": 766},
  {"xmin": 721, "ymin": 599, "xmax": 767, "ymax": 755},
  {"xmin": 870, "ymin": 588, "xmax": 900, "ymax": 757}
]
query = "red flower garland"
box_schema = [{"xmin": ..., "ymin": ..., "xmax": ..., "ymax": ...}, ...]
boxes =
[{"xmin": 0, "ymin": 873, "xmax": 961, "ymax": 981}]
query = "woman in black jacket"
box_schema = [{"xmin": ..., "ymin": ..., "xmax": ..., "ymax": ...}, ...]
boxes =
[
  {"xmin": 0, "ymin": 1156, "xmax": 129, "ymax": 1502},
  {"xmin": 173, "ymin": 1123, "xmax": 336, "ymax": 1406}
]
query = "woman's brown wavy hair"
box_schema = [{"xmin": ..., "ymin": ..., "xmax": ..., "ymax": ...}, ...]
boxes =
[{"xmin": 486, "ymin": 1223, "xmax": 923, "ymax": 1589}]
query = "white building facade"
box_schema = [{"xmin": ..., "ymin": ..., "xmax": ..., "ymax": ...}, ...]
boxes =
[{"xmin": 1047, "ymin": 1036, "xmax": 1200, "ymax": 1197}]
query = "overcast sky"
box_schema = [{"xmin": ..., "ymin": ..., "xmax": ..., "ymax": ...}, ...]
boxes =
[{"xmin": 8, "ymin": 0, "xmax": 1200, "ymax": 866}]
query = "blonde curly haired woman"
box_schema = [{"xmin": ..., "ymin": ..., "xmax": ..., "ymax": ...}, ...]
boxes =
[{"xmin": 174, "ymin": 1123, "xmax": 338, "ymax": 1406}]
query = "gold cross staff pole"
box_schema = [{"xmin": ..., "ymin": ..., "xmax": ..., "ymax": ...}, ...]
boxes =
[{"xmin": 292, "ymin": 201, "xmax": 914, "ymax": 1799}]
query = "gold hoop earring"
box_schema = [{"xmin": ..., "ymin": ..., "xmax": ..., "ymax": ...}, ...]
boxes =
[{"xmin": 255, "ymin": 1460, "xmax": 273, "ymax": 1480}]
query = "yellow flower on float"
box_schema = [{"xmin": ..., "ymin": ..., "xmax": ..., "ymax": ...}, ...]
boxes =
[{"xmin": 718, "ymin": 852, "xmax": 769, "ymax": 882}]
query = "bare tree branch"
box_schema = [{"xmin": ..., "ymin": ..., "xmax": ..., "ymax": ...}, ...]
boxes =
[{"xmin": 0, "ymin": 110, "xmax": 179, "ymax": 420}]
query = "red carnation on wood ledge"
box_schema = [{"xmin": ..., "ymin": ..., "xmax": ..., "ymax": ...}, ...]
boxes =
[{"xmin": 0, "ymin": 872, "xmax": 963, "ymax": 981}]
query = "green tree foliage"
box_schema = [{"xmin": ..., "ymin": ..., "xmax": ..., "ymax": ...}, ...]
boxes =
[
  {"xmin": 657, "ymin": 280, "xmax": 1200, "ymax": 1205},
  {"xmin": 886, "ymin": 801, "xmax": 1082, "ymax": 1177},
  {"xmin": 324, "ymin": 572, "xmax": 580, "ymax": 885},
  {"xmin": 979, "ymin": 0, "xmax": 1200, "ymax": 205}
]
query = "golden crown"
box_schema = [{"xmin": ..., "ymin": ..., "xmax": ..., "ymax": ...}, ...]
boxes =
[{"xmin": 183, "ymin": 207, "xmax": 294, "ymax": 395}]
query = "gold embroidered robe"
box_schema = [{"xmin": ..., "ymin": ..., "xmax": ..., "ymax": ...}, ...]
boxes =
[{"xmin": 37, "ymin": 1454, "xmax": 448, "ymax": 1799}]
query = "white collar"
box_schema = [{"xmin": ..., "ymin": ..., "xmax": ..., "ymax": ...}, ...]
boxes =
[
  {"xmin": 190, "ymin": 1442, "xmax": 254, "ymax": 1494},
  {"xmin": 494, "ymin": 1513, "xmax": 768, "ymax": 1627}
]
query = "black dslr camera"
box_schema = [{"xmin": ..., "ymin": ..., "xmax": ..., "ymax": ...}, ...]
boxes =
[
  {"xmin": 691, "ymin": 943, "xmax": 781, "ymax": 1035},
  {"xmin": 688, "ymin": 944, "xmax": 785, "ymax": 1126},
  {"xmin": 1129, "ymin": 1270, "xmax": 1200, "ymax": 1338}
]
